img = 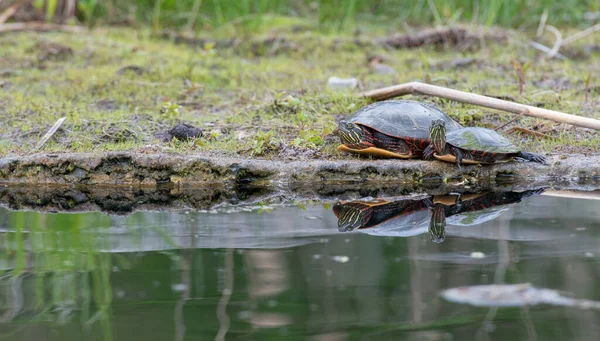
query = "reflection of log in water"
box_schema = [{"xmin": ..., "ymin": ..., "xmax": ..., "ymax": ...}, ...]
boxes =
[
  {"xmin": 215, "ymin": 249, "xmax": 233, "ymax": 341},
  {"xmin": 174, "ymin": 251, "xmax": 191, "ymax": 341}
]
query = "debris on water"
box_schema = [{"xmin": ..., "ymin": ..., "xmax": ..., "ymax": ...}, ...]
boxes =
[
  {"xmin": 441, "ymin": 283, "xmax": 600, "ymax": 310},
  {"xmin": 327, "ymin": 76, "xmax": 358, "ymax": 90},
  {"xmin": 167, "ymin": 123, "xmax": 203, "ymax": 141},
  {"xmin": 312, "ymin": 254, "xmax": 322, "ymax": 260},
  {"xmin": 238, "ymin": 310, "xmax": 251, "ymax": 320},
  {"xmin": 332, "ymin": 255, "xmax": 350, "ymax": 263},
  {"xmin": 585, "ymin": 252, "xmax": 595, "ymax": 258},
  {"xmin": 470, "ymin": 251, "xmax": 486, "ymax": 259},
  {"xmin": 171, "ymin": 283, "xmax": 187, "ymax": 292}
]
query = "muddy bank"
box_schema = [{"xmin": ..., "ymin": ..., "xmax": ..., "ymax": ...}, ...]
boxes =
[
  {"xmin": 0, "ymin": 152, "xmax": 600, "ymax": 213},
  {"xmin": 1, "ymin": 152, "xmax": 599, "ymax": 187},
  {"xmin": 1, "ymin": 152, "xmax": 600, "ymax": 213}
]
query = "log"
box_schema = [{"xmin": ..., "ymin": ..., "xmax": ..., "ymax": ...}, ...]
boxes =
[
  {"xmin": 360, "ymin": 82, "xmax": 600, "ymax": 131},
  {"xmin": 0, "ymin": 22, "xmax": 85, "ymax": 33}
]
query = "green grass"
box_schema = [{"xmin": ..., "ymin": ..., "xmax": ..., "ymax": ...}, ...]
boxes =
[
  {"xmin": 1, "ymin": 22, "xmax": 599, "ymax": 159},
  {"xmin": 23, "ymin": 0, "xmax": 600, "ymax": 33}
]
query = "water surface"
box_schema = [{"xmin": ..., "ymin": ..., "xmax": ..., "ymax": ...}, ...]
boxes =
[{"xmin": 0, "ymin": 189, "xmax": 599, "ymax": 341}]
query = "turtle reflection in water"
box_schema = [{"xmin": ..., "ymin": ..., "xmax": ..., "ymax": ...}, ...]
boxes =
[
  {"xmin": 428, "ymin": 188, "xmax": 546, "ymax": 242},
  {"xmin": 441, "ymin": 283, "xmax": 600, "ymax": 310},
  {"xmin": 333, "ymin": 189, "xmax": 546, "ymax": 243},
  {"xmin": 332, "ymin": 196, "xmax": 433, "ymax": 237}
]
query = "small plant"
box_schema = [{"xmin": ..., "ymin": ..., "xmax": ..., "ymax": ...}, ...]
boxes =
[
  {"xmin": 251, "ymin": 130, "xmax": 278, "ymax": 156},
  {"xmin": 159, "ymin": 101, "xmax": 180, "ymax": 121},
  {"xmin": 511, "ymin": 60, "xmax": 530, "ymax": 95},
  {"xmin": 291, "ymin": 129, "xmax": 325, "ymax": 149},
  {"xmin": 582, "ymin": 73, "xmax": 592, "ymax": 103},
  {"xmin": 270, "ymin": 92, "xmax": 303, "ymax": 115}
]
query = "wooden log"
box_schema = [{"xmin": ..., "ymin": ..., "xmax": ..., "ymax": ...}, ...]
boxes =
[{"xmin": 360, "ymin": 82, "xmax": 600, "ymax": 131}]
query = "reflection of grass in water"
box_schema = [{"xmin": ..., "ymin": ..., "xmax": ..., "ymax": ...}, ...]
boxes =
[{"xmin": 2, "ymin": 211, "xmax": 118, "ymax": 341}]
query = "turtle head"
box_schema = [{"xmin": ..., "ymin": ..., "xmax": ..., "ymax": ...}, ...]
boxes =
[
  {"xmin": 429, "ymin": 204, "xmax": 446, "ymax": 243},
  {"xmin": 338, "ymin": 120, "xmax": 364, "ymax": 148},
  {"xmin": 334, "ymin": 202, "xmax": 367, "ymax": 232},
  {"xmin": 429, "ymin": 119, "xmax": 447, "ymax": 155}
]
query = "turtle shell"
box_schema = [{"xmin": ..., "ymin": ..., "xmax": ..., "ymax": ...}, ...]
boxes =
[
  {"xmin": 445, "ymin": 127, "xmax": 519, "ymax": 153},
  {"xmin": 347, "ymin": 100, "xmax": 462, "ymax": 139}
]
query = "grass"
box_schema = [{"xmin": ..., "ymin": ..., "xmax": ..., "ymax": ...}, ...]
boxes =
[
  {"xmin": 0, "ymin": 21, "xmax": 599, "ymax": 159},
  {"xmin": 68, "ymin": 0, "xmax": 600, "ymax": 32}
]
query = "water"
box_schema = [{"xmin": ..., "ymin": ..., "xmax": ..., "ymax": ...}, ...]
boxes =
[{"xmin": 1, "ymin": 188, "xmax": 600, "ymax": 341}]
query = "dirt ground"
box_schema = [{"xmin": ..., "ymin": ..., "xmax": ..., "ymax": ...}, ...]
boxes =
[{"xmin": 2, "ymin": 25, "xmax": 600, "ymax": 158}]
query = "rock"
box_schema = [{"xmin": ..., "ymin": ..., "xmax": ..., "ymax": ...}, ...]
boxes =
[
  {"xmin": 168, "ymin": 123, "xmax": 203, "ymax": 141},
  {"xmin": 116, "ymin": 65, "xmax": 145, "ymax": 76},
  {"xmin": 327, "ymin": 77, "xmax": 358, "ymax": 90}
]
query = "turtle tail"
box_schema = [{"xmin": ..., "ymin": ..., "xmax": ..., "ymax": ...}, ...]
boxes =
[{"xmin": 516, "ymin": 152, "xmax": 547, "ymax": 164}]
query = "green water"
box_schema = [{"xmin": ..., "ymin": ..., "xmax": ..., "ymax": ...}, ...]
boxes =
[{"xmin": 0, "ymin": 189, "xmax": 600, "ymax": 341}]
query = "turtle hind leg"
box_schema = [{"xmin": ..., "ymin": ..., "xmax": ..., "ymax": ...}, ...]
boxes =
[
  {"xmin": 372, "ymin": 131, "xmax": 411, "ymax": 155},
  {"xmin": 515, "ymin": 151, "xmax": 547, "ymax": 165},
  {"xmin": 453, "ymin": 147, "xmax": 464, "ymax": 169}
]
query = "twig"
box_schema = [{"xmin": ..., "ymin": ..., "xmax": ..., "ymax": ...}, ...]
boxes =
[
  {"xmin": 360, "ymin": 82, "xmax": 600, "ymax": 130},
  {"xmin": 536, "ymin": 9, "xmax": 548, "ymax": 38},
  {"xmin": 544, "ymin": 25, "xmax": 562, "ymax": 59},
  {"xmin": 0, "ymin": 22, "xmax": 85, "ymax": 33},
  {"xmin": 0, "ymin": 0, "xmax": 24, "ymax": 25},
  {"xmin": 506, "ymin": 126, "xmax": 552, "ymax": 139},
  {"xmin": 494, "ymin": 112, "xmax": 524, "ymax": 131},
  {"xmin": 36, "ymin": 117, "xmax": 66, "ymax": 150},
  {"xmin": 562, "ymin": 23, "xmax": 600, "ymax": 46},
  {"xmin": 526, "ymin": 41, "xmax": 567, "ymax": 60}
]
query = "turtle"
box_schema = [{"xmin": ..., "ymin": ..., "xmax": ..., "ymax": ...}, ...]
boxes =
[
  {"xmin": 337, "ymin": 100, "xmax": 463, "ymax": 159},
  {"xmin": 332, "ymin": 196, "xmax": 436, "ymax": 239},
  {"xmin": 428, "ymin": 189, "xmax": 546, "ymax": 243},
  {"xmin": 423, "ymin": 119, "xmax": 547, "ymax": 168}
]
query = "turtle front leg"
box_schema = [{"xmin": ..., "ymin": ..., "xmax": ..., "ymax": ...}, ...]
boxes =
[
  {"xmin": 515, "ymin": 151, "xmax": 547, "ymax": 165},
  {"xmin": 422, "ymin": 145, "xmax": 435, "ymax": 160},
  {"xmin": 453, "ymin": 147, "xmax": 464, "ymax": 169}
]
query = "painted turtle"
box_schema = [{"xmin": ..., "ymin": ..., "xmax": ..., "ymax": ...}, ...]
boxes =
[
  {"xmin": 423, "ymin": 120, "xmax": 547, "ymax": 168},
  {"xmin": 332, "ymin": 196, "xmax": 434, "ymax": 238},
  {"xmin": 428, "ymin": 189, "xmax": 546, "ymax": 242},
  {"xmin": 337, "ymin": 100, "xmax": 463, "ymax": 159}
]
